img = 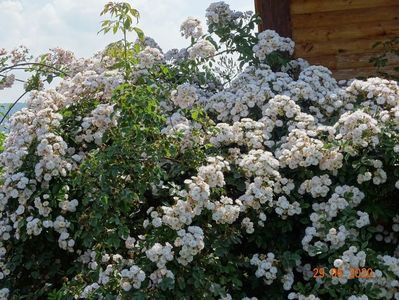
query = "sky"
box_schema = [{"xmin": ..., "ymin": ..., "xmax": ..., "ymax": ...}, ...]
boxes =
[{"xmin": 0, "ymin": 0, "xmax": 254, "ymax": 103}]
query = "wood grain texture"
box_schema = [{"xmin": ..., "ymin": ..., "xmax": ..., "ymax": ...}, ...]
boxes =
[
  {"xmin": 291, "ymin": 6, "xmax": 399, "ymax": 29},
  {"xmin": 255, "ymin": 0, "xmax": 292, "ymax": 37},
  {"xmin": 291, "ymin": 0, "xmax": 399, "ymax": 14},
  {"xmin": 294, "ymin": 36, "xmax": 396, "ymax": 58},
  {"xmin": 306, "ymin": 52, "xmax": 399, "ymax": 70},
  {"xmin": 293, "ymin": 21, "xmax": 399, "ymax": 43},
  {"xmin": 333, "ymin": 64, "xmax": 399, "ymax": 80}
]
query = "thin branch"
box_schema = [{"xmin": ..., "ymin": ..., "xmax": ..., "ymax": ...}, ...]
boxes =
[
  {"xmin": 0, "ymin": 62, "xmax": 68, "ymax": 76},
  {"xmin": 0, "ymin": 91, "xmax": 29, "ymax": 126}
]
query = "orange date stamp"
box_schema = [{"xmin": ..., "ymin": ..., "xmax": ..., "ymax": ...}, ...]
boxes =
[{"xmin": 313, "ymin": 267, "xmax": 375, "ymax": 279}]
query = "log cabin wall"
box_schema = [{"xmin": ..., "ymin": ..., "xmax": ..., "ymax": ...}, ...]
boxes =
[{"xmin": 255, "ymin": 0, "xmax": 399, "ymax": 80}]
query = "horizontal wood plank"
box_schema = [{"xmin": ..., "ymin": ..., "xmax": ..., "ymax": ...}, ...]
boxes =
[
  {"xmin": 333, "ymin": 64, "xmax": 399, "ymax": 80},
  {"xmin": 293, "ymin": 20, "xmax": 399, "ymax": 43},
  {"xmin": 291, "ymin": 6, "xmax": 399, "ymax": 29},
  {"xmin": 294, "ymin": 35, "xmax": 398, "ymax": 58},
  {"xmin": 291, "ymin": 0, "xmax": 399, "ymax": 15},
  {"xmin": 304, "ymin": 52, "xmax": 399, "ymax": 70}
]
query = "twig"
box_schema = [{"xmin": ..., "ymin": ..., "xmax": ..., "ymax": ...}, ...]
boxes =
[{"xmin": 0, "ymin": 62, "xmax": 68, "ymax": 76}]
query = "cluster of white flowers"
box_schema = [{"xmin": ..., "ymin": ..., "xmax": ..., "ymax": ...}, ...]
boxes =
[
  {"xmin": 0, "ymin": 241, "xmax": 10, "ymax": 280},
  {"xmin": 356, "ymin": 159, "xmax": 387, "ymax": 185},
  {"xmin": 205, "ymin": 65, "xmax": 276, "ymax": 122},
  {"xmin": 210, "ymin": 196, "xmax": 240, "ymax": 224},
  {"xmin": 9, "ymin": 45, "xmax": 30, "ymax": 64},
  {"xmin": 298, "ymin": 175, "xmax": 332, "ymax": 198},
  {"xmin": 171, "ymin": 83, "xmax": 198, "ymax": 109},
  {"xmin": 262, "ymin": 95, "xmax": 302, "ymax": 121},
  {"xmin": 238, "ymin": 149, "xmax": 280, "ymax": 178},
  {"xmin": 53, "ymin": 215, "xmax": 75, "ymax": 252},
  {"xmin": 219, "ymin": 293, "xmax": 232, "ymax": 300},
  {"xmin": 180, "ymin": 17, "xmax": 203, "ymax": 39},
  {"xmin": 164, "ymin": 48, "xmax": 189, "ymax": 63},
  {"xmin": 58, "ymin": 231, "xmax": 75, "ymax": 252},
  {"xmin": 125, "ymin": 236, "xmax": 137, "ymax": 249},
  {"xmin": 274, "ymin": 196, "xmax": 301, "ymax": 219},
  {"xmin": 241, "ymin": 217, "xmax": 255, "ymax": 234},
  {"xmin": 199, "ymin": 156, "xmax": 230, "ymax": 187},
  {"xmin": 33, "ymin": 195, "xmax": 52, "ymax": 217},
  {"xmin": 146, "ymin": 242, "xmax": 174, "ymax": 269},
  {"xmin": 238, "ymin": 176, "xmax": 273, "ymax": 210},
  {"xmin": 26, "ymin": 217, "xmax": 42, "ymax": 236},
  {"xmin": 210, "ymin": 119, "xmax": 266, "ymax": 148},
  {"xmin": 276, "ymin": 129, "xmax": 328, "ymax": 169},
  {"xmin": 174, "ymin": 226, "xmax": 204, "ymax": 265},
  {"xmin": 76, "ymin": 250, "xmax": 135, "ymax": 298},
  {"xmin": 348, "ymin": 296, "xmax": 369, "ymax": 300},
  {"xmin": 297, "ymin": 66, "xmax": 348, "ymax": 120},
  {"xmin": 302, "ymin": 185, "xmax": 365, "ymax": 255},
  {"xmin": 205, "ymin": 64, "xmax": 348, "ymax": 123},
  {"xmin": 145, "ymin": 242, "xmax": 175, "ymax": 286},
  {"xmin": 346, "ymin": 77, "xmax": 399, "ymax": 112},
  {"xmin": 120, "ymin": 265, "xmax": 146, "ymax": 291},
  {"xmin": 0, "ymin": 288, "xmax": 9, "ymax": 300},
  {"xmin": 188, "ymin": 39, "xmax": 216, "ymax": 59},
  {"xmin": 57, "ymin": 69, "xmax": 123, "ymax": 102},
  {"xmin": 205, "ymin": 1, "xmax": 234, "ymax": 26},
  {"xmin": 250, "ymin": 253, "xmax": 278, "ymax": 284},
  {"xmin": 281, "ymin": 268, "xmax": 295, "ymax": 290},
  {"xmin": 161, "ymin": 112, "xmax": 203, "ymax": 151},
  {"xmin": 253, "ymin": 30, "xmax": 295, "ymax": 59},
  {"xmin": 59, "ymin": 198, "xmax": 79, "ymax": 212},
  {"xmin": 79, "ymin": 283, "xmax": 100, "ymax": 299},
  {"xmin": 185, "ymin": 175, "xmax": 211, "ymax": 205},
  {"xmin": 356, "ymin": 211, "xmax": 370, "ymax": 228},
  {"xmin": 0, "ymin": 75, "xmax": 15, "ymax": 91},
  {"xmin": 137, "ymin": 46, "xmax": 164, "ymax": 69},
  {"xmin": 149, "ymin": 267, "xmax": 175, "ymax": 287},
  {"xmin": 380, "ymin": 255, "xmax": 399, "ymax": 277},
  {"xmin": 76, "ymin": 104, "xmax": 118, "ymax": 146},
  {"xmin": 332, "ymin": 246, "xmax": 367, "ymax": 284},
  {"xmin": 41, "ymin": 47, "xmax": 75, "ymax": 69},
  {"xmin": 335, "ymin": 110, "xmax": 380, "ymax": 150},
  {"xmin": 295, "ymin": 263, "xmax": 313, "ymax": 281},
  {"xmin": 143, "ymin": 207, "xmax": 163, "ymax": 228},
  {"xmin": 314, "ymin": 185, "xmax": 364, "ymax": 221},
  {"xmin": 162, "ymin": 195, "xmax": 196, "ymax": 230},
  {"xmin": 288, "ymin": 293, "xmax": 320, "ymax": 300}
]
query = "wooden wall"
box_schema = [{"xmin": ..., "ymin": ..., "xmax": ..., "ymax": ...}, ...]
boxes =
[
  {"xmin": 291, "ymin": 0, "xmax": 399, "ymax": 79},
  {"xmin": 255, "ymin": 0, "xmax": 399, "ymax": 79}
]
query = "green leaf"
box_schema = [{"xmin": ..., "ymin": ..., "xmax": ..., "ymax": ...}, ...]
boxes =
[{"xmin": 133, "ymin": 27, "xmax": 144, "ymax": 41}]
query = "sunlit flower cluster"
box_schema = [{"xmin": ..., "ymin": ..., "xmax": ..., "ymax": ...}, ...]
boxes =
[
  {"xmin": 171, "ymin": 83, "xmax": 198, "ymax": 109},
  {"xmin": 174, "ymin": 226, "xmax": 204, "ymax": 265},
  {"xmin": 253, "ymin": 30, "xmax": 295, "ymax": 59},
  {"xmin": 180, "ymin": 17, "xmax": 203, "ymax": 39},
  {"xmin": 188, "ymin": 39, "xmax": 216, "ymax": 59}
]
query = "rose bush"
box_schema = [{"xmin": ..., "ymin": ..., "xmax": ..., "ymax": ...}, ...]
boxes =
[{"xmin": 0, "ymin": 2, "xmax": 399, "ymax": 299}]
